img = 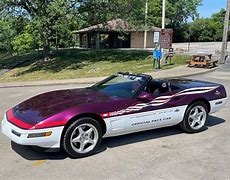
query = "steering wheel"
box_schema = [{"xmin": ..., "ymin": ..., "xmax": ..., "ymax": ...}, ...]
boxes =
[{"xmin": 144, "ymin": 86, "xmax": 152, "ymax": 93}]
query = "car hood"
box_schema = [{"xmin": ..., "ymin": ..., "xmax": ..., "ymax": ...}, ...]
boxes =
[{"xmin": 11, "ymin": 88, "xmax": 112, "ymax": 125}]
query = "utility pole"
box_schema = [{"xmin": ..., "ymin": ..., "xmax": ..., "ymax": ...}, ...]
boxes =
[
  {"xmin": 144, "ymin": 0, "xmax": 148, "ymax": 49},
  {"xmin": 220, "ymin": 0, "xmax": 230, "ymax": 65},
  {"xmin": 161, "ymin": 0, "xmax": 166, "ymax": 64},
  {"xmin": 162, "ymin": 0, "xmax": 166, "ymax": 29}
]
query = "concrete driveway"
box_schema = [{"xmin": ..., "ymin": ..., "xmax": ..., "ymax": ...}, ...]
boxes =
[{"xmin": 0, "ymin": 73, "xmax": 229, "ymax": 180}]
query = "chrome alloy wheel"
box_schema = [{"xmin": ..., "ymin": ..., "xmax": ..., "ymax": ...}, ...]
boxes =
[
  {"xmin": 70, "ymin": 123, "xmax": 99, "ymax": 154},
  {"xmin": 188, "ymin": 105, "xmax": 207, "ymax": 130}
]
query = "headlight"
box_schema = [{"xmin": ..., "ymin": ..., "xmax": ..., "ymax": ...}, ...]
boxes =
[{"xmin": 27, "ymin": 131, "xmax": 52, "ymax": 138}]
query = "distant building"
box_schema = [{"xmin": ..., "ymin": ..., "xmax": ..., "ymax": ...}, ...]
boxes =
[{"xmin": 73, "ymin": 19, "xmax": 172, "ymax": 49}]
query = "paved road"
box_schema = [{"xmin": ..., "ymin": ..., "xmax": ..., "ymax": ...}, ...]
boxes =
[{"xmin": 0, "ymin": 73, "xmax": 230, "ymax": 180}]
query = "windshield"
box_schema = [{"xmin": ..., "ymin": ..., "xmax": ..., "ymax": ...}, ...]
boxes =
[{"xmin": 91, "ymin": 73, "xmax": 149, "ymax": 98}]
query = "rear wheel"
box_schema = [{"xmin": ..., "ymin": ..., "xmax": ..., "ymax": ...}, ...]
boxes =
[
  {"xmin": 179, "ymin": 102, "xmax": 208, "ymax": 133},
  {"xmin": 62, "ymin": 117, "xmax": 102, "ymax": 158}
]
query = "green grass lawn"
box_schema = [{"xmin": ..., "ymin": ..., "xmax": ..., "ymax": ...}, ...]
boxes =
[{"xmin": 0, "ymin": 49, "xmax": 190, "ymax": 82}]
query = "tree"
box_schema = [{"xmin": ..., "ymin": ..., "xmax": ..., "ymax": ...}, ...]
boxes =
[
  {"xmin": 77, "ymin": 0, "xmax": 146, "ymax": 27},
  {"xmin": 0, "ymin": 19, "xmax": 16, "ymax": 52},
  {"xmin": 77, "ymin": 0, "xmax": 201, "ymax": 30},
  {"xmin": 189, "ymin": 18, "xmax": 217, "ymax": 42},
  {"xmin": 0, "ymin": 0, "xmax": 79, "ymax": 51},
  {"xmin": 187, "ymin": 9, "xmax": 225, "ymax": 42},
  {"xmin": 210, "ymin": 9, "xmax": 225, "ymax": 41},
  {"xmin": 166, "ymin": 0, "xmax": 202, "ymax": 27},
  {"xmin": 165, "ymin": 0, "xmax": 202, "ymax": 42},
  {"xmin": 12, "ymin": 31, "xmax": 34, "ymax": 54}
]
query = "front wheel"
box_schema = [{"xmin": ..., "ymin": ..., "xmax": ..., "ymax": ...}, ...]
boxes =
[
  {"xmin": 62, "ymin": 117, "xmax": 102, "ymax": 158},
  {"xmin": 179, "ymin": 102, "xmax": 208, "ymax": 133}
]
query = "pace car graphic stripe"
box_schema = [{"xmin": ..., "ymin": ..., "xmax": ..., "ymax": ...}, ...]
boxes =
[
  {"xmin": 33, "ymin": 120, "xmax": 68, "ymax": 129},
  {"xmin": 101, "ymin": 86, "xmax": 219, "ymax": 118},
  {"xmin": 7, "ymin": 109, "xmax": 33, "ymax": 129},
  {"xmin": 6, "ymin": 109, "xmax": 67, "ymax": 130}
]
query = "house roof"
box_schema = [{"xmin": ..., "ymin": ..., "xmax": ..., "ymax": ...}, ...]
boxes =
[{"xmin": 73, "ymin": 19, "xmax": 162, "ymax": 33}]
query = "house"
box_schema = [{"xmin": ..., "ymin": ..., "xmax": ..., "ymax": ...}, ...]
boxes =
[{"xmin": 73, "ymin": 19, "xmax": 173, "ymax": 49}]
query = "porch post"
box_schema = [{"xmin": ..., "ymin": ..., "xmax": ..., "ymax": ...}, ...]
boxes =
[
  {"xmin": 96, "ymin": 32, "xmax": 100, "ymax": 49},
  {"xmin": 87, "ymin": 33, "xmax": 91, "ymax": 48},
  {"xmin": 79, "ymin": 34, "xmax": 83, "ymax": 48}
]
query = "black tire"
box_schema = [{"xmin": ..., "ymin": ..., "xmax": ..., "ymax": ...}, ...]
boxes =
[
  {"xmin": 62, "ymin": 117, "xmax": 102, "ymax": 158},
  {"xmin": 179, "ymin": 102, "xmax": 208, "ymax": 133}
]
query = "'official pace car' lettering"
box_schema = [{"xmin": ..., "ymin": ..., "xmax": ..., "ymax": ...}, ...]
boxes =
[{"xmin": 131, "ymin": 117, "xmax": 172, "ymax": 126}]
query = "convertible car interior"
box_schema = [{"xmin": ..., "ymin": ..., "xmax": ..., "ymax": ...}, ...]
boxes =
[{"xmin": 145, "ymin": 80, "xmax": 181, "ymax": 95}]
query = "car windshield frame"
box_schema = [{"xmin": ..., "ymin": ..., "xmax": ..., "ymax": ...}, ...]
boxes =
[{"xmin": 91, "ymin": 73, "xmax": 151, "ymax": 98}]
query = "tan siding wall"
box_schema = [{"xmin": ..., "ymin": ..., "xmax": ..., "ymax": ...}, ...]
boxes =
[{"xmin": 131, "ymin": 32, "xmax": 154, "ymax": 48}]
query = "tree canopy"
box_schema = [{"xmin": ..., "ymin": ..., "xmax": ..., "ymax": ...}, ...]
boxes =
[{"xmin": 187, "ymin": 9, "xmax": 225, "ymax": 42}]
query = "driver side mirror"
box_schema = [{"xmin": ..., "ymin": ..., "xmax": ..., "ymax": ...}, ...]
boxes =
[{"xmin": 137, "ymin": 92, "xmax": 152, "ymax": 102}]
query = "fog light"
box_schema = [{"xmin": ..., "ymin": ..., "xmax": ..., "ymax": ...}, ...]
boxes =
[{"xmin": 27, "ymin": 131, "xmax": 52, "ymax": 138}]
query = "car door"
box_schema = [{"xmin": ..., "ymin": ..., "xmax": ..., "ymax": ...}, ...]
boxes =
[{"xmin": 125, "ymin": 90, "xmax": 187, "ymax": 133}]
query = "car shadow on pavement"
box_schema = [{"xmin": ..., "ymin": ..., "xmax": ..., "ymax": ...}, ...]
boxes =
[
  {"xmin": 11, "ymin": 142, "xmax": 68, "ymax": 160},
  {"xmin": 99, "ymin": 115, "xmax": 225, "ymax": 149},
  {"xmin": 11, "ymin": 115, "xmax": 225, "ymax": 161},
  {"xmin": 206, "ymin": 115, "xmax": 225, "ymax": 127}
]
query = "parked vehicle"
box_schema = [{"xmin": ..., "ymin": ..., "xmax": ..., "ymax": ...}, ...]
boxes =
[{"xmin": 1, "ymin": 72, "xmax": 227, "ymax": 158}]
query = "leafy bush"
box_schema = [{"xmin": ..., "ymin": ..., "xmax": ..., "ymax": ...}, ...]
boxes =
[{"xmin": 12, "ymin": 32, "xmax": 34, "ymax": 54}]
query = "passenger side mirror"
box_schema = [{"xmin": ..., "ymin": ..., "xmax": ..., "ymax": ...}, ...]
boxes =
[{"xmin": 137, "ymin": 92, "xmax": 152, "ymax": 102}]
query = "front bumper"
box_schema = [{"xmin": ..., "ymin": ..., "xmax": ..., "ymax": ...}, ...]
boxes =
[{"xmin": 1, "ymin": 114, "xmax": 64, "ymax": 148}]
